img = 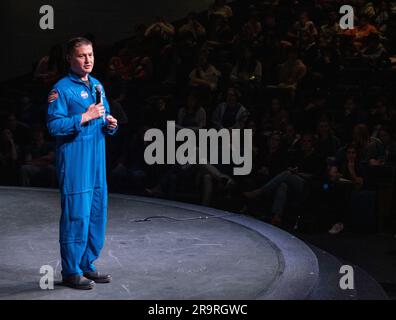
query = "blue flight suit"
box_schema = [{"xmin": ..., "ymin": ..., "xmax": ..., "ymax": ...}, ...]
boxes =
[{"xmin": 47, "ymin": 72, "xmax": 117, "ymax": 279}]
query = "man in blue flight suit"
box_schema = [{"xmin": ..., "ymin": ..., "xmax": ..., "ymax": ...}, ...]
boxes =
[{"xmin": 47, "ymin": 37, "xmax": 118, "ymax": 290}]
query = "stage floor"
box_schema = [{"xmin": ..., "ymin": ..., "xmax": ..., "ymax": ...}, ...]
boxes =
[{"xmin": 0, "ymin": 187, "xmax": 387, "ymax": 300}]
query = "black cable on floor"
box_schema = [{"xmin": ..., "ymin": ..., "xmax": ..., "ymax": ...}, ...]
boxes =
[{"xmin": 133, "ymin": 213, "xmax": 235, "ymax": 223}]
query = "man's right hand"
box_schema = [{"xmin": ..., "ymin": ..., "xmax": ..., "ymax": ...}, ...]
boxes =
[{"xmin": 81, "ymin": 103, "xmax": 105, "ymax": 124}]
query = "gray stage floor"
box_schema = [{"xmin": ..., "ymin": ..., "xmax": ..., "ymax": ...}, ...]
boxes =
[{"xmin": 0, "ymin": 187, "xmax": 321, "ymax": 300}]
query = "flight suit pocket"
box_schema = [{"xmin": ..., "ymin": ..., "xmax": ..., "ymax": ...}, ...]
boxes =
[
  {"xmin": 60, "ymin": 191, "xmax": 92, "ymax": 243},
  {"xmin": 63, "ymin": 134, "xmax": 95, "ymax": 194}
]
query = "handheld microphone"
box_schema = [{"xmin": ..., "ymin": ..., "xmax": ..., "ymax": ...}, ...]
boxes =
[
  {"xmin": 95, "ymin": 85, "xmax": 102, "ymax": 104},
  {"xmin": 95, "ymin": 84, "xmax": 106, "ymax": 123}
]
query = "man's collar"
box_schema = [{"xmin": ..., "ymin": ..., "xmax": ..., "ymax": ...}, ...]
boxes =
[{"xmin": 68, "ymin": 70, "xmax": 91, "ymax": 84}]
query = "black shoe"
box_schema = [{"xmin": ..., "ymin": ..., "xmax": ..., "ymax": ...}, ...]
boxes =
[
  {"xmin": 62, "ymin": 275, "xmax": 95, "ymax": 290},
  {"xmin": 83, "ymin": 271, "xmax": 112, "ymax": 283}
]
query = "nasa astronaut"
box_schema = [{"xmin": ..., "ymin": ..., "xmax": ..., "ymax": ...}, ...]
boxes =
[{"xmin": 47, "ymin": 37, "xmax": 118, "ymax": 290}]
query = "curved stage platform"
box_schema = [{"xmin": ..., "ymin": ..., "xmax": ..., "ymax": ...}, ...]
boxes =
[{"xmin": 0, "ymin": 187, "xmax": 388, "ymax": 300}]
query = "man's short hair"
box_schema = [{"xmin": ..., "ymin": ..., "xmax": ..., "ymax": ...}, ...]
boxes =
[{"xmin": 66, "ymin": 37, "xmax": 92, "ymax": 56}]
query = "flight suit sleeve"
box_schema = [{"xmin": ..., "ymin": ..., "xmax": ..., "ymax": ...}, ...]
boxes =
[
  {"xmin": 47, "ymin": 88, "xmax": 83, "ymax": 136},
  {"xmin": 101, "ymin": 87, "xmax": 118, "ymax": 136}
]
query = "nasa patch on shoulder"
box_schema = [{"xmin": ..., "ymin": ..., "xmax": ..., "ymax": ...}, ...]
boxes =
[
  {"xmin": 47, "ymin": 89, "xmax": 59, "ymax": 103},
  {"xmin": 81, "ymin": 91, "xmax": 89, "ymax": 99}
]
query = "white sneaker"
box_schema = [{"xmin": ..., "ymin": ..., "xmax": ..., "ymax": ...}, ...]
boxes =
[{"xmin": 328, "ymin": 223, "xmax": 344, "ymax": 234}]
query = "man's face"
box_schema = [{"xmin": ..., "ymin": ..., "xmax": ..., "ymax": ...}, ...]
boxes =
[
  {"xmin": 299, "ymin": 14, "xmax": 308, "ymax": 24},
  {"xmin": 318, "ymin": 121, "xmax": 330, "ymax": 135},
  {"xmin": 346, "ymin": 148, "xmax": 357, "ymax": 161},
  {"xmin": 226, "ymin": 89, "xmax": 238, "ymax": 106},
  {"xmin": 68, "ymin": 44, "xmax": 94, "ymax": 77},
  {"xmin": 301, "ymin": 135, "xmax": 313, "ymax": 151}
]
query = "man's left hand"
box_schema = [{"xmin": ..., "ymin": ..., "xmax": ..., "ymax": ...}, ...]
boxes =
[{"xmin": 106, "ymin": 115, "xmax": 118, "ymax": 130}]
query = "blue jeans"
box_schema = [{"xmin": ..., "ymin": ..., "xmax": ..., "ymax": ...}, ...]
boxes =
[{"xmin": 262, "ymin": 170, "xmax": 305, "ymax": 218}]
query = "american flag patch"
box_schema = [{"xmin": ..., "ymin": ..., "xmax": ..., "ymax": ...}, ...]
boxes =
[{"xmin": 48, "ymin": 90, "xmax": 59, "ymax": 103}]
